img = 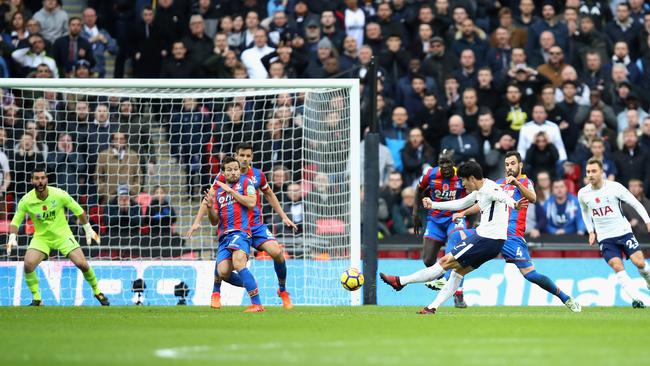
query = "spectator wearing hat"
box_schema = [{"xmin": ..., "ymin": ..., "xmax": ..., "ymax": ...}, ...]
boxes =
[
  {"xmin": 71, "ymin": 59, "xmax": 93, "ymax": 78},
  {"xmin": 80, "ymin": 7, "xmax": 118, "ymax": 78},
  {"xmin": 304, "ymin": 37, "xmax": 336, "ymax": 78},
  {"xmin": 96, "ymin": 131, "xmax": 140, "ymax": 204},
  {"xmin": 421, "ymin": 36, "xmax": 459, "ymax": 90},
  {"xmin": 106, "ymin": 184, "xmax": 142, "ymax": 238}
]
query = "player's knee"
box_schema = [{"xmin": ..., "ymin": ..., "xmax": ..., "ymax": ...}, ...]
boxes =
[
  {"xmin": 232, "ymin": 254, "xmax": 248, "ymax": 271},
  {"xmin": 23, "ymin": 262, "xmax": 36, "ymax": 273},
  {"xmin": 423, "ymin": 255, "xmax": 437, "ymax": 267},
  {"xmin": 76, "ymin": 261, "xmax": 90, "ymax": 272}
]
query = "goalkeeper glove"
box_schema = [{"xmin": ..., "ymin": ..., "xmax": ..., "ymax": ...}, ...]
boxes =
[
  {"xmin": 83, "ymin": 223, "xmax": 100, "ymax": 245},
  {"xmin": 6, "ymin": 233, "xmax": 16, "ymax": 255}
]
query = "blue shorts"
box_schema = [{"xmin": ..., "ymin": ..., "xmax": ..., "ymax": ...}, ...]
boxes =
[
  {"xmin": 501, "ymin": 236, "xmax": 533, "ymax": 268},
  {"xmin": 424, "ymin": 217, "xmax": 456, "ymax": 242},
  {"xmin": 216, "ymin": 231, "xmax": 252, "ymax": 263},
  {"xmin": 251, "ymin": 224, "xmax": 276, "ymax": 250},
  {"xmin": 451, "ymin": 233, "xmax": 505, "ymax": 270},
  {"xmin": 599, "ymin": 232, "xmax": 641, "ymax": 263}
]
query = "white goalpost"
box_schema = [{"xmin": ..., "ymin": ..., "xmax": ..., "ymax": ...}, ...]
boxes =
[{"xmin": 0, "ymin": 78, "xmax": 361, "ymax": 306}]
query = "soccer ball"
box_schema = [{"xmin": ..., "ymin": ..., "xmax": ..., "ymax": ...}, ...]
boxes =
[{"xmin": 340, "ymin": 268, "xmax": 364, "ymax": 291}]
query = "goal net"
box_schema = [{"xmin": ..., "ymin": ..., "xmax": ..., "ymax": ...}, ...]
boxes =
[{"xmin": 0, "ymin": 79, "xmax": 360, "ymax": 306}]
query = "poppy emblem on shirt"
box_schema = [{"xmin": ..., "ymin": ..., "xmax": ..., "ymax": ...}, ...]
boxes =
[
  {"xmin": 42, "ymin": 205, "xmax": 47, "ymax": 211},
  {"xmin": 595, "ymin": 197, "xmax": 600, "ymax": 203},
  {"xmin": 442, "ymin": 183, "xmax": 449, "ymax": 191}
]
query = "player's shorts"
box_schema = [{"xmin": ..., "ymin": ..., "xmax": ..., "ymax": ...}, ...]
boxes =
[
  {"xmin": 445, "ymin": 229, "xmax": 476, "ymax": 255},
  {"xmin": 251, "ymin": 224, "xmax": 276, "ymax": 250},
  {"xmin": 216, "ymin": 231, "xmax": 252, "ymax": 263},
  {"xmin": 598, "ymin": 232, "xmax": 641, "ymax": 263},
  {"xmin": 424, "ymin": 217, "xmax": 456, "ymax": 242},
  {"xmin": 28, "ymin": 235, "xmax": 80, "ymax": 259},
  {"xmin": 451, "ymin": 233, "xmax": 504, "ymax": 270},
  {"xmin": 501, "ymin": 236, "xmax": 533, "ymax": 268}
]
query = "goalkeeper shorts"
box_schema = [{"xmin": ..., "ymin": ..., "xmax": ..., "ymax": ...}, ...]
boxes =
[{"xmin": 28, "ymin": 235, "xmax": 80, "ymax": 259}]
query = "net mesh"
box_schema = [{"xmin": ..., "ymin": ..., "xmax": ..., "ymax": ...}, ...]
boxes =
[{"xmin": 0, "ymin": 84, "xmax": 356, "ymax": 306}]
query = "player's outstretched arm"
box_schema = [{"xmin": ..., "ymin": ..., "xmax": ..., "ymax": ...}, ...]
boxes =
[
  {"xmin": 453, "ymin": 203, "xmax": 479, "ymax": 222},
  {"xmin": 423, "ymin": 191, "xmax": 478, "ymax": 211},
  {"xmin": 78, "ymin": 212, "xmax": 100, "ymax": 245},
  {"xmin": 577, "ymin": 192, "xmax": 596, "ymax": 245},
  {"xmin": 262, "ymin": 188, "xmax": 298, "ymax": 232}
]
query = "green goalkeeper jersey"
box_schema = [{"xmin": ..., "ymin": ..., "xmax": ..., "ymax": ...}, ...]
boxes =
[{"xmin": 10, "ymin": 187, "xmax": 84, "ymax": 243}]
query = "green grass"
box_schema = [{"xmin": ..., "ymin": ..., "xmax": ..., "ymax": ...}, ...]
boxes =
[{"xmin": 0, "ymin": 306, "xmax": 648, "ymax": 366}]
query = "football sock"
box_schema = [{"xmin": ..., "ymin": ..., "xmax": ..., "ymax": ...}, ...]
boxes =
[
  {"xmin": 212, "ymin": 265, "xmax": 221, "ymax": 294},
  {"xmin": 524, "ymin": 270, "xmax": 570, "ymax": 303},
  {"xmin": 82, "ymin": 267, "xmax": 100, "ymax": 295},
  {"xmin": 274, "ymin": 259, "xmax": 287, "ymax": 292},
  {"xmin": 224, "ymin": 272, "xmax": 243, "ymax": 287},
  {"xmin": 638, "ymin": 262, "xmax": 650, "ymax": 286},
  {"xmin": 24, "ymin": 271, "xmax": 41, "ymax": 301},
  {"xmin": 239, "ymin": 268, "xmax": 261, "ymax": 305},
  {"xmin": 401, "ymin": 262, "xmax": 445, "ymax": 285},
  {"xmin": 429, "ymin": 271, "xmax": 463, "ymax": 309},
  {"xmin": 616, "ymin": 270, "xmax": 639, "ymax": 301}
]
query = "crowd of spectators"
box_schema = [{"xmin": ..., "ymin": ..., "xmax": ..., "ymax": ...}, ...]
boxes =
[{"xmin": 2, "ymin": 0, "xmax": 650, "ymax": 243}]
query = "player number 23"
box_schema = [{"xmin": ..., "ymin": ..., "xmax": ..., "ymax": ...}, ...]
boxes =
[{"xmin": 626, "ymin": 238, "xmax": 639, "ymax": 250}]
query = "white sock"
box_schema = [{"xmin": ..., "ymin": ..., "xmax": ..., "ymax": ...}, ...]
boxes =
[
  {"xmin": 638, "ymin": 262, "xmax": 650, "ymax": 286},
  {"xmin": 401, "ymin": 263, "xmax": 445, "ymax": 285},
  {"xmin": 428, "ymin": 271, "xmax": 464, "ymax": 309},
  {"xmin": 616, "ymin": 271, "xmax": 639, "ymax": 301}
]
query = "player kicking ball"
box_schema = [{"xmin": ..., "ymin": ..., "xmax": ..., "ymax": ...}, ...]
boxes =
[
  {"xmin": 578, "ymin": 158, "xmax": 650, "ymax": 308},
  {"xmin": 205, "ymin": 156, "xmax": 265, "ymax": 313},
  {"xmin": 187, "ymin": 143, "xmax": 297, "ymax": 309},
  {"xmin": 381, "ymin": 161, "xmax": 527, "ymax": 314},
  {"xmin": 5, "ymin": 166, "xmax": 108, "ymax": 306},
  {"xmin": 449, "ymin": 152, "xmax": 580, "ymax": 312}
]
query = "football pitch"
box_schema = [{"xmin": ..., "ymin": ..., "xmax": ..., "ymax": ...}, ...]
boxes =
[{"xmin": 1, "ymin": 306, "xmax": 648, "ymax": 366}]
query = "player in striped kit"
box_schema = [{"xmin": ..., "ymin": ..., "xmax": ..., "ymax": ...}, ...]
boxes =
[
  {"xmin": 188, "ymin": 143, "xmax": 297, "ymax": 309},
  {"xmin": 382, "ymin": 161, "xmax": 528, "ymax": 314},
  {"xmin": 578, "ymin": 158, "xmax": 650, "ymax": 308},
  {"xmin": 204, "ymin": 156, "xmax": 265, "ymax": 312},
  {"xmin": 452, "ymin": 152, "xmax": 580, "ymax": 311}
]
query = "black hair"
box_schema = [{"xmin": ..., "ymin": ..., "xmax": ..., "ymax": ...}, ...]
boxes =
[
  {"xmin": 32, "ymin": 164, "xmax": 47, "ymax": 178},
  {"xmin": 236, "ymin": 142, "xmax": 254, "ymax": 153},
  {"xmin": 457, "ymin": 161, "xmax": 483, "ymax": 180},
  {"xmin": 504, "ymin": 151, "xmax": 522, "ymax": 163}
]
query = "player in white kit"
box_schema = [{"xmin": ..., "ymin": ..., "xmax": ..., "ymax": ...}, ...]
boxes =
[
  {"xmin": 578, "ymin": 158, "xmax": 650, "ymax": 308},
  {"xmin": 381, "ymin": 161, "xmax": 528, "ymax": 314}
]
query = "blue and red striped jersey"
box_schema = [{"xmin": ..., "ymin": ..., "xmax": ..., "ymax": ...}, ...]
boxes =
[
  {"xmin": 418, "ymin": 166, "xmax": 466, "ymax": 220},
  {"xmin": 213, "ymin": 176, "xmax": 256, "ymax": 237},
  {"xmin": 214, "ymin": 166, "xmax": 270, "ymax": 227},
  {"xmin": 496, "ymin": 175, "xmax": 533, "ymax": 237}
]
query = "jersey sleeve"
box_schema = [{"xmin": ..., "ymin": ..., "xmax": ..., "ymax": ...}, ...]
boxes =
[
  {"xmin": 418, "ymin": 167, "xmax": 433, "ymax": 190},
  {"xmin": 245, "ymin": 179, "xmax": 256, "ymax": 197},
  {"xmin": 10, "ymin": 198, "xmax": 27, "ymax": 228},
  {"xmin": 258, "ymin": 171, "xmax": 270, "ymax": 191},
  {"xmin": 428, "ymin": 191, "xmax": 478, "ymax": 211},
  {"xmin": 61, "ymin": 189, "xmax": 84, "ymax": 216},
  {"xmin": 577, "ymin": 190, "xmax": 594, "ymax": 233},
  {"xmin": 615, "ymin": 183, "xmax": 650, "ymax": 224}
]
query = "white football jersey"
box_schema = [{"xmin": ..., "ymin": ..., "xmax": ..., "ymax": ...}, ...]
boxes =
[
  {"xmin": 578, "ymin": 181, "xmax": 650, "ymax": 240},
  {"xmin": 429, "ymin": 179, "xmax": 516, "ymax": 240}
]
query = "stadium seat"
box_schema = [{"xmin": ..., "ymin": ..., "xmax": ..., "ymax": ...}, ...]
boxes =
[{"xmin": 88, "ymin": 206, "xmax": 107, "ymax": 234}]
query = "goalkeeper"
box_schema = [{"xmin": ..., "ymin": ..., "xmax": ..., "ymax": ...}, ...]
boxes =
[{"xmin": 5, "ymin": 166, "xmax": 109, "ymax": 306}]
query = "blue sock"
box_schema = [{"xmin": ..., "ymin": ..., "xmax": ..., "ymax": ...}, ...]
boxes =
[
  {"xmin": 524, "ymin": 270, "xmax": 570, "ymax": 303},
  {"xmin": 238, "ymin": 268, "xmax": 261, "ymax": 305},
  {"xmin": 212, "ymin": 265, "xmax": 221, "ymax": 294},
  {"xmin": 224, "ymin": 272, "xmax": 244, "ymax": 287},
  {"xmin": 274, "ymin": 259, "xmax": 287, "ymax": 292}
]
